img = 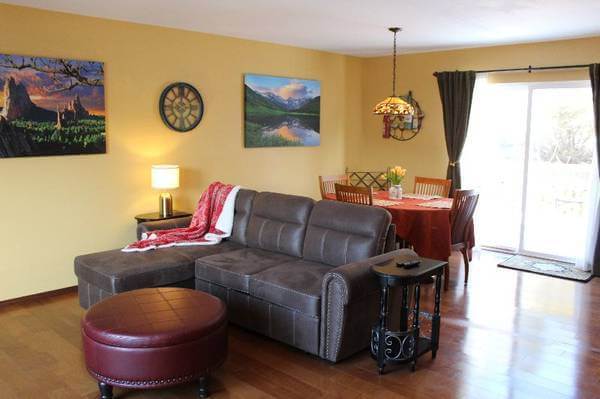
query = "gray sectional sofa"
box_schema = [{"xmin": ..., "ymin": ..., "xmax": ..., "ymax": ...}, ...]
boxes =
[{"xmin": 75, "ymin": 189, "xmax": 403, "ymax": 362}]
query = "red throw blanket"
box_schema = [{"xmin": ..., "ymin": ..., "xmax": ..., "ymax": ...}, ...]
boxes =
[{"xmin": 123, "ymin": 181, "xmax": 239, "ymax": 252}]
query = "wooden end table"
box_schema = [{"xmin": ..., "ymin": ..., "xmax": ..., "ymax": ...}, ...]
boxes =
[
  {"xmin": 134, "ymin": 211, "xmax": 192, "ymax": 224},
  {"xmin": 370, "ymin": 256, "xmax": 447, "ymax": 374}
]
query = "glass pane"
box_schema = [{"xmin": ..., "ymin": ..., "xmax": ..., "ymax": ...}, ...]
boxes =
[
  {"xmin": 523, "ymin": 85, "xmax": 595, "ymax": 259},
  {"xmin": 463, "ymin": 79, "xmax": 529, "ymax": 250}
]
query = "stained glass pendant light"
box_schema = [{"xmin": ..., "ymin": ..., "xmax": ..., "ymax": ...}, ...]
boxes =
[{"xmin": 373, "ymin": 27, "xmax": 414, "ymax": 116}]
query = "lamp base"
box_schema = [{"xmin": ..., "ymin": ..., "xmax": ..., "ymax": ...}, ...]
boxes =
[{"xmin": 158, "ymin": 192, "xmax": 173, "ymax": 217}]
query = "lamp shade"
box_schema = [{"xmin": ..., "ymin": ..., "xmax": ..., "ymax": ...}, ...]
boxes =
[
  {"xmin": 151, "ymin": 165, "xmax": 179, "ymax": 190},
  {"xmin": 373, "ymin": 96, "xmax": 414, "ymax": 115}
]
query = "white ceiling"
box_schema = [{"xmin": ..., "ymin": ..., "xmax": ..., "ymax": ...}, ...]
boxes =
[{"xmin": 5, "ymin": 0, "xmax": 600, "ymax": 56}]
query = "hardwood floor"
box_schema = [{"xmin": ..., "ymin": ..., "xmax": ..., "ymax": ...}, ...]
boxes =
[{"xmin": 0, "ymin": 250, "xmax": 598, "ymax": 398}]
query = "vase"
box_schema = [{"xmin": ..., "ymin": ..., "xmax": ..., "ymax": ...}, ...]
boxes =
[{"xmin": 389, "ymin": 184, "xmax": 403, "ymax": 200}]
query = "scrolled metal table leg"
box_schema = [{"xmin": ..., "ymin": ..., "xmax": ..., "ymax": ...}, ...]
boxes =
[
  {"xmin": 377, "ymin": 281, "xmax": 390, "ymax": 375},
  {"xmin": 432, "ymin": 271, "xmax": 442, "ymax": 359},
  {"xmin": 400, "ymin": 285, "xmax": 409, "ymax": 331},
  {"xmin": 411, "ymin": 283, "xmax": 421, "ymax": 372}
]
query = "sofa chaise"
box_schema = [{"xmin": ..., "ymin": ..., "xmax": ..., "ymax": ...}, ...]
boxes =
[{"xmin": 75, "ymin": 189, "xmax": 403, "ymax": 362}]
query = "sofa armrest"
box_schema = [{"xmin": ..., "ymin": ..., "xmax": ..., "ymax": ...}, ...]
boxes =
[
  {"xmin": 384, "ymin": 223, "xmax": 397, "ymax": 253},
  {"xmin": 136, "ymin": 216, "xmax": 192, "ymax": 240},
  {"xmin": 320, "ymin": 248, "xmax": 417, "ymax": 362}
]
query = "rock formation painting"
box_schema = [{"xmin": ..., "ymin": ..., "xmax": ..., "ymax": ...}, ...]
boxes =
[{"xmin": 0, "ymin": 54, "xmax": 105, "ymax": 158}]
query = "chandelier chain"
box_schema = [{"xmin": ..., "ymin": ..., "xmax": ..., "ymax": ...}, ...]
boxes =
[{"xmin": 392, "ymin": 29, "xmax": 397, "ymax": 97}]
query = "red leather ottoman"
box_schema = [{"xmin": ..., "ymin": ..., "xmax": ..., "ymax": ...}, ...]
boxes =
[{"xmin": 81, "ymin": 288, "xmax": 227, "ymax": 399}]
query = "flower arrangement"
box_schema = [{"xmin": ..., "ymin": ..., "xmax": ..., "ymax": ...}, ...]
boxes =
[{"xmin": 383, "ymin": 166, "xmax": 407, "ymax": 186}]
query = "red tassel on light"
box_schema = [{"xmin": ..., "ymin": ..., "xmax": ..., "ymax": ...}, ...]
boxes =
[{"xmin": 382, "ymin": 115, "xmax": 391, "ymax": 138}]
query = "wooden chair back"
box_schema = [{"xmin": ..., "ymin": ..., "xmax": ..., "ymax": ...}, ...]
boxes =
[
  {"xmin": 346, "ymin": 170, "xmax": 388, "ymax": 191},
  {"xmin": 413, "ymin": 176, "xmax": 452, "ymax": 198},
  {"xmin": 335, "ymin": 183, "xmax": 373, "ymax": 206},
  {"xmin": 319, "ymin": 174, "xmax": 349, "ymax": 199},
  {"xmin": 450, "ymin": 189, "xmax": 479, "ymax": 245}
]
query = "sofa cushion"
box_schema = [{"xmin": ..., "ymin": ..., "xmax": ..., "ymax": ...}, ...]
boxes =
[
  {"xmin": 75, "ymin": 241, "xmax": 243, "ymax": 293},
  {"xmin": 246, "ymin": 192, "xmax": 314, "ymax": 257},
  {"xmin": 249, "ymin": 260, "xmax": 332, "ymax": 317},
  {"xmin": 195, "ymin": 248, "xmax": 297, "ymax": 293},
  {"xmin": 302, "ymin": 200, "xmax": 392, "ymax": 266},
  {"xmin": 230, "ymin": 189, "xmax": 257, "ymax": 245}
]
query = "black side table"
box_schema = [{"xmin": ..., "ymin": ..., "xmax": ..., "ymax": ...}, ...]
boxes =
[
  {"xmin": 370, "ymin": 256, "xmax": 447, "ymax": 374},
  {"xmin": 134, "ymin": 211, "xmax": 192, "ymax": 224}
]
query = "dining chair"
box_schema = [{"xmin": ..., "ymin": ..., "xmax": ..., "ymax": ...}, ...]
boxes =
[
  {"xmin": 413, "ymin": 176, "xmax": 452, "ymax": 198},
  {"xmin": 445, "ymin": 189, "xmax": 479, "ymax": 290},
  {"xmin": 335, "ymin": 183, "xmax": 373, "ymax": 206},
  {"xmin": 319, "ymin": 174, "xmax": 349, "ymax": 199},
  {"xmin": 346, "ymin": 170, "xmax": 388, "ymax": 191}
]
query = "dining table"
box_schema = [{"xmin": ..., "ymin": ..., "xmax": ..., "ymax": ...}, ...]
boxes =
[{"xmin": 326, "ymin": 190, "xmax": 474, "ymax": 262}]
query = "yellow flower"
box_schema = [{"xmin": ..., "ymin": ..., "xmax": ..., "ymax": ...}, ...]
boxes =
[{"xmin": 392, "ymin": 166, "xmax": 406, "ymax": 177}]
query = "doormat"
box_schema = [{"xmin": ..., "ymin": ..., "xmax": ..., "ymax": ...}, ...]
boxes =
[{"xmin": 498, "ymin": 255, "xmax": 592, "ymax": 282}]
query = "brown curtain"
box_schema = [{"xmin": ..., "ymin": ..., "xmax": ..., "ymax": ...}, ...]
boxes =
[
  {"xmin": 436, "ymin": 71, "xmax": 477, "ymax": 194},
  {"xmin": 591, "ymin": 64, "xmax": 600, "ymax": 176},
  {"xmin": 590, "ymin": 64, "xmax": 600, "ymax": 276}
]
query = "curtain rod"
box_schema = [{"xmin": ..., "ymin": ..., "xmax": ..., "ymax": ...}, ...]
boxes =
[{"xmin": 433, "ymin": 63, "xmax": 590, "ymax": 76}]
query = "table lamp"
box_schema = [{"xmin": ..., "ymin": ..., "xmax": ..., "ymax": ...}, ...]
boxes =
[{"xmin": 151, "ymin": 164, "xmax": 179, "ymax": 217}]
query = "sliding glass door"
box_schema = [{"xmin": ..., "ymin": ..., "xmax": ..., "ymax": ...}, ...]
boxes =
[
  {"xmin": 463, "ymin": 78, "xmax": 596, "ymax": 263},
  {"xmin": 521, "ymin": 83, "xmax": 596, "ymax": 260},
  {"xmin": 462, "ymin": 79, "xmax": 528, "ymax": 252}
]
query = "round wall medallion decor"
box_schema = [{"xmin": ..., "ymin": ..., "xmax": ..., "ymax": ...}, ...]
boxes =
[
  {"xmin": 159, "ymin": 82, "xmax": 204, "ymax": 132},
  {"xmin": 382, "ymin": 91, "xmax": 425, "ymax": 141}
]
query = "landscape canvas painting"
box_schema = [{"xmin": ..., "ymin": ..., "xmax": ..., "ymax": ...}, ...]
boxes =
[
  {"xmin": 244, "ymin": 74, "xmax": 320, "ymax": 147},
  {"xmin": 0, "ymin": 54, "xmax": 105, "ymax": 158}
]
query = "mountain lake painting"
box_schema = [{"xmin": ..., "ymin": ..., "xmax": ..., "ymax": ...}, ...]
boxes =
[
  {"xmin": 0, "ymin": 53, "xmax": 105, "ymax": 158},
  {"xmin": 244, "ymin": 74, "xmax": 320, "ymax": 148}
]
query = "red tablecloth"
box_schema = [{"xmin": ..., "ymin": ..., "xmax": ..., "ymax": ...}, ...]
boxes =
[{"xmin": 326, "ymin": 191, "xmax": 470, "ymax": 261}]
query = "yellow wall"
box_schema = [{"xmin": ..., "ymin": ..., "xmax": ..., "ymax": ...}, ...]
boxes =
[
  {"xmin": 351, "ymin": 36, "xmax": 600, "ymax": 189},
  {"xmin": 0, "ymin": 4, "xmax": 362, "ymax": 301}
]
